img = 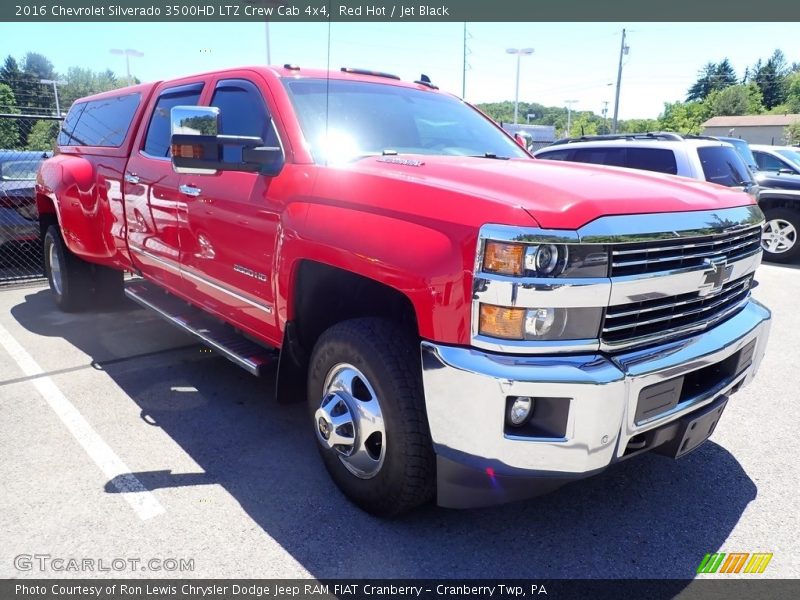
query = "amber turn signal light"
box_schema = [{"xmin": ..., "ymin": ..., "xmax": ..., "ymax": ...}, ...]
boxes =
[
  {"xmin": 171, "ymin": 143, "xmax": 204, "ymax": 159},
  {"xmin": 483, "ymin": 241, "xmax": 525, "ymax": 276},
  {"xmin": 479, "ymin": 304, "xmax": 526, "ymax": 339}
]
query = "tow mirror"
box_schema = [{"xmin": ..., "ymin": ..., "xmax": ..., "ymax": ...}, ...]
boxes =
[
  {"xmin": 170, "ymin": 106, "xmax": 284, "ymax": 176},
  {"xmin": 513, "ymin": 132, "xmax": 533, "ymax": 152}
]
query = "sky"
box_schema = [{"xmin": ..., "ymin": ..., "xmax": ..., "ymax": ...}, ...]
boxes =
[{"xmin": 2, "ymin": 21, "xmax": 799, "ymax": 119}]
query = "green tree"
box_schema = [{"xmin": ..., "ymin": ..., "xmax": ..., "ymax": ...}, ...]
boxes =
[
  {"xmin": 25, "ymin": 119, "xmax": 59, "ymax": 151},
  {"xmin": 752, "ymin": 49, "xmax": 789, "ymax": 109},
  {"xmin": 708, "ymin": 84, "xmax": 764, "ymax": 116},
  {"xmin": 0, "ymin": 83, "xmax": 20, "ymax": 148},
  {"xmin": 785, "ymin": 121, "xmax": 800, "ymax": 145},
  {"xmin": 658, "ymin": 100, "xmax": 712, "ymax": 134},
  {"xmin": 60, "ymin": 67, "xmax": 121, "ymax": 108},
  {"xmin": 687, "ymin": 59, "xmax": 738, "ymax": 101}
]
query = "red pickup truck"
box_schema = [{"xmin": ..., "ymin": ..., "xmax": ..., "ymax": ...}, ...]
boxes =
[{"xmin": 36, "ymin": 66, "xmax": 772, "ymax": 516}]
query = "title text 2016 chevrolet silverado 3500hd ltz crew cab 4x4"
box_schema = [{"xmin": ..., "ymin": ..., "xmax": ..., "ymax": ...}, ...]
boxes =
[{"xmin": 36, "ymin": 66, "xmax": 771, "ymax": 516}]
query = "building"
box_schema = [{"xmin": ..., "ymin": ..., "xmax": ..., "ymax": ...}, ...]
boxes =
[
  {"xmin": 702, "ymin": 114, "xmax": 800, "ymax": 145},
  {"xmin": 500, "ymin": 123, "xmax": 556, "ymax": 151}
]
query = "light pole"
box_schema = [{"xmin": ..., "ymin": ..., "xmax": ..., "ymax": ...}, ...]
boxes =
[
  {"xmin": 506, "ymin": 47, "xmax": 534, "ymax": 124},
  {"xmin": 565, "ymin": 100, "xmax": 577, "ymax": 136},
  {"xmin": 40, "ymin": 79, "xmax": 66, "ymax": 116},
  {"xmin": 110, "ymin": 48, "xmax": 144, "ymax": 85}
]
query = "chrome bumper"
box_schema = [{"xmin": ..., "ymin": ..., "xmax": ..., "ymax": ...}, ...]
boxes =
[{"xmin": 421, "ymin": 299, "xmax": 771, "ymax": 508}]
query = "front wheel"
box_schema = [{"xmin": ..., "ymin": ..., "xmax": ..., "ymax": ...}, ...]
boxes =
[
  {"xmin": 307, "ymin": 318, "xmax": 436, "ymax": 517},
  {"xmin": 761, "ymin": 208, "xmax": 800, "ymax": 263}
]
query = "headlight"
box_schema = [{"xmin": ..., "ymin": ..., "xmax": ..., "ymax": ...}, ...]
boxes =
[
  {"xmin": 483, "ymin": 241, "xmax": 607, "ymax": 278},
  {"xmin": 524, "ymin": 244, "xmax": 566, "ymax": 275},
  {"xmin": 479, "ymin": 303, "xmax": 603, "ymax": 341}
]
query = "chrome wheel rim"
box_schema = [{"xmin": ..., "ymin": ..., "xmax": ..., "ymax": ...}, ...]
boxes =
[
  {"xmin": 762, "ymin": 219, "xmax": 797, "ymax": 254},
  {"xmin": 49, "ymin": 243, "xmax": 63, "ymax": 296},
  {"xmin": 316, "ymin": 363, "xmax": 386, "ymax": 479}
]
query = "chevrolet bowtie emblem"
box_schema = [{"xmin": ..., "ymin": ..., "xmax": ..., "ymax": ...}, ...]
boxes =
[{"xmin": 698, "ymin": 259, "xmax": 733, "ymax": 296}]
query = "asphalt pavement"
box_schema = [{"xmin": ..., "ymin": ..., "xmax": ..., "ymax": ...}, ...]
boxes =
[{"xmin": 1, "ymin": 263, "xmax": 798, "ymax": 581}]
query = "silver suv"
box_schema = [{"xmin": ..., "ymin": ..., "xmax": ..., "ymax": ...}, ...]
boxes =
[{"xmin": 531, "ymin": 133, "xmax": 800, "ymax": 261}]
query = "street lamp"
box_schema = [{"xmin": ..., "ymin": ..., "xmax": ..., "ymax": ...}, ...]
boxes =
[
  {"xmin": 110, "ymin": 48, "xmax": 144, "ymax": 85},
  {"xmin": 506, "ymin": 47, "xmax": 534, "ymax": 124},
  {"xmin": 565, "ymin": 100, "xmax": 578, "ymax": 136},
  {"xmin": 40, "ymin": 79, "xmax": 66, "ymax": 117}
]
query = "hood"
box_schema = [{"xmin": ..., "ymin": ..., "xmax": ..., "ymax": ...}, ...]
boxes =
[
  {"xmin": 756, "ymin": 171, "xmax": 800, "ymax": 191},
  {"xmin": 349, "ymin": 155, "xmax": 756, "ymax": 229},
  {"xmin": 0, "ymin": 180, "xmax": 36, "ymax": 197}
]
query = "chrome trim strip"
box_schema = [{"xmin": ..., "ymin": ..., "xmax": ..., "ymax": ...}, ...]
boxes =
[
  {"xmin": 611, "ymin": 227, "xmax": 761, "ymax": 257},
  {"xmin": 473, "ymin": 275, "xmax": 611, "ymax": 308},
  {"xmin": 578, "ymin": 204, "xmax": 764, "ymax": 244},
  {"xmin": 128, "ymin": 245, "xmax": 273, "ymax": 315},
  {"xmin": 604, "ymin": 287, "xmax": 749, "ymax": 332},
  {"xmin": 608, "ymin": 251, "xmax": 761, "ymax": 306},
  {"xmin": 129, "ymin": 245, "xmax": 181, "ymax": 272},
  {"xmin": 182, "ymin": 267, "xmax": 273, "ymax": 314},
  {"xmin": 604, "ymin": 278, "xmax": 750, "ymax": 319},
  {"xmin": 600, "ymin": 294, "xmax": 751, "ymax": 352}
]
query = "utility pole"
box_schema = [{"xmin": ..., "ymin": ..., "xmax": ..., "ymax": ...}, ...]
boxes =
[
  {"xmin": 565, "ymin": 100, "xmax": 578, "ymax": 136},
  {"xmin": 506, "ymin": 47, "xmax": 534, "ymax": 124},
  {"xmin": 601, "ymin": 101, "xmax": 609, "ymax": 134},
  {"xmin": 40, "ymin": 79, "xmax": 66, "ymax": 117},
  {"xmin": 611, "ymin": 28, "xmax": 628, "ymax": 134}
]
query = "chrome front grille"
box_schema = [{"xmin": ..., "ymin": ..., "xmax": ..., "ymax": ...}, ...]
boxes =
[
  {"xmin": 602, "ymin": 274, "xmax": 753, "ymax": 346},
  {"xmin": 610, "ymin": 226, "xmax": 763, "ymax": 277}
]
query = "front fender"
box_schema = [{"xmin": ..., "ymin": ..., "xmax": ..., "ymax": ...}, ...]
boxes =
[{"xmin": 277, "ymin": 202, "xmax": 475, "ymax": 345}]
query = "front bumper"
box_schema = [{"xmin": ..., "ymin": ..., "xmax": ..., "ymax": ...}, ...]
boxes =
[{"xmin": 421, "ymin": 299, "xmax": 771, "ymax": 508}]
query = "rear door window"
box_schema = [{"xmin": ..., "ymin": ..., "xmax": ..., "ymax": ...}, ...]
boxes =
[
  {"xmin": 625, "ymin": 148, "xmax": 678, "ymax": 175},
  {"xmin": 571, "ymin": 148, "xmax": 627, "ymax": 168},
  {"xmin": 697, "ymin": 146, "xmax": 752, "ymax": 187},
  {"xmin": 143, "ymin": 83, "xmax": 204, "ymax": 158},
  {"xmin": 58, "ymin": 93, "xmax": 140, "ymax": 147}
]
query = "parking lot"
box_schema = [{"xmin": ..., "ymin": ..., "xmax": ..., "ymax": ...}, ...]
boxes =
[{"xmin": 0, "ymin": 262, "xmax": 798, "ymax": 581}]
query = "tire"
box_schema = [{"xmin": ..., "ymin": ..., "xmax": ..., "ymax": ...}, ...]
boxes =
[
  {"xmin": 43, "ymin": 225, "xmax": 93, "ymax": 312},
  {"xmin": 761, "ymin": 208, "xmax": 800, "ymax": 264},
  {"xmin": 307, "ymin": 318, "xmax": 436, "ymax": 517}
]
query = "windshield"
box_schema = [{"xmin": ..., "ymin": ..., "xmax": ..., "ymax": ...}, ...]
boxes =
[
  {"xmin": 0, "ymin": 159, "xmax": 40, "ymax": 181},
  {"xmin": 776, "ymin": 148, "xmax": 800, "ymax": 169},
  {"xmin": 283, "ymin": 78, "xmax": 528, "ymax": 163},
  {"xmin": 725, "ymin": 138, "xmax": 758, "ymax": 171}
]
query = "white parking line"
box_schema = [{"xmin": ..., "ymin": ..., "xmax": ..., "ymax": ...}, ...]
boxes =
[{"xmin": 0, "ymin": 322, "xmax": 165, "ymax": 521}]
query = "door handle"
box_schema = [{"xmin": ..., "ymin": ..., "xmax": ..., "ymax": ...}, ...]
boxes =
[
  {"xmin": 124, "ymin": 172, "xmax": 140, "ymax": 184},
  {"xmin": 179, "ymin": 184, "xmax": 202, "ymax": 197}
]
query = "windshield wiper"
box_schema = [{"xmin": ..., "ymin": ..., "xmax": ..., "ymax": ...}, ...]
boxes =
[{"xmin": 469, "ymin": 152, "xmax": 510, "ymax": 160}]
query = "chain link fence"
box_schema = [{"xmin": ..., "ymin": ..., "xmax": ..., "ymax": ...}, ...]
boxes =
[{"xmin": 0, "ymin": 113, "xmax": 62, "ymax": 286}]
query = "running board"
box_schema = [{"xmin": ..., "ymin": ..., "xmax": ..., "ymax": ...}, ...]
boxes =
[{"xmin": 125, "ymin": 281, "xmax": 277, "ymax": 376}]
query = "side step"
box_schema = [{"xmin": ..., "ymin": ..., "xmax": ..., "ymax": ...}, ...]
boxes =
[{"xmin": 125, "ymin": 281, "xmax": 277, "ymax": 376}]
